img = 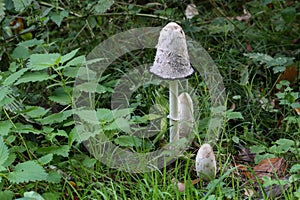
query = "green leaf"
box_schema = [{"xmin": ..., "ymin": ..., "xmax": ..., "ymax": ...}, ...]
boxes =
[
  {"xmin": 37, "ymin": 145, "xmax": 70, "ymax": 157},
  {"xmin": 28, "ymin": 53, "xmax": 61, "ymax": 71},
  {"xmin": 14, "ymin": 71, "xmax": 57, "ymax": 85},
  {"xmin": 18, "ymin": 38, "xmax": 44, "ymax": 48},
  {"xmin": 46, "ymin": 129, "xmax": 68, "ymax": 142},
  {"xmin": 0, "ymin": 86, "xmax": 10, "ymax": 101},
  {"xmin": 249, "ymin": 145, "xmax": 266, "ymax": 154},
  {"xmin": 0, "ymin": 190, "xmax": 14, "ymax": 200},
  {"xmin": 50, "ymin": 10, "xmax": 68, "ymax": 27},
  {"xmin": 290, "ymin": 164, "xmax": 300, "ymax": 173},
  {"xmin": 90, "ymin": 0, "xmax": 114, "ymax": 14},
  {"xmin": 12, "ymin": 46, "xmax": 30, "ymax": 59},
  {"xmin": 8, "ymin": 161, "xmax": 48, "ymax": 183},
  {"xmin": 281, "ymin": 7, "xmax": 296, "ymax": 23},
  {"xmin": 226, "ymin": 110, "xmax": 244, "ymax": 120},
  {"xmin": 96, "ymin": 108, "xmax": 113, "ymax": 122},
  {"xmin": 0, "ymin": 121, "xmax": 12, "ymax": 136},
  {"xmin": 48, "ymin": 87, "xmax": 72, "ymax": 105},
  {"xmin": 0, "ymin": 137, "xmax": 9, "ymax": 167},
  {"xmin": 13, "ymin": 123, "xmax": 41, "ymax": 134},
  {"xmin": 0, "ymin": 0, "xmax": 5, "ymax": 22},
  {"xmin": 3, "ymin": 68, "xmax": 28, "ymax": 86},
  {"xmin": 23, "ymin": 106, "xmax": 49, "ymax": 119},
  {"xmin": 65, "ymin": 55, "xmax": 85, "ymax": 67},
  {"xmin": 38, "ymin": 154, "xmax": 53, "ymax": 165},
  {"xmin": 39, "ymin": 110, "xmax": 72, "ymax": 125},
  {"xmin": 17, "ymin": 191, "xmax": 45, "ymax": 200},
  {"xmin": 13, "ymin": 0, "xmax": 33, "ymax": 12},
  {"xmin": 46, "ymin": 171, "xmax": 61, "ymax": 183},
  {"xmin": 114, "ymin": 135, "xmax": 142, "ymax": 147},
  {"xmin": 61, "ymin": 48, "xmax": 79, "ymax": 64}
]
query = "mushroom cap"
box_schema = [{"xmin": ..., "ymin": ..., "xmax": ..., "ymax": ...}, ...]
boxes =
[
  {"xmin": 195, "ymin": 143, "xmax": 216, "ymax": 181},
  {"xmin": 150, "ymin": 22, "xmax": 194, "ymax": 80}
]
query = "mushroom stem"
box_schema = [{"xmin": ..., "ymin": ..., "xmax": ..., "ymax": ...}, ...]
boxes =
[{"xmin": 169, "ymin": 80, "xmax": 179, "ymax": 142}]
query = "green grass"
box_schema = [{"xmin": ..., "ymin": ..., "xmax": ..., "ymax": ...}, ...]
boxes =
[{"xmin": 0, "ymin": 0, "xmax": 299, "ymax": 199}]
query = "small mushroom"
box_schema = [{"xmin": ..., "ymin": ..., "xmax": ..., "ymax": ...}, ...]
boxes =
[
  {"xmin": 195, "ymin": 143, "xmax": 216, "ymax": 181},
  {"xmin": 150, "ymin": 22, "xmax": 194, "ymax": 142},
  {"xmin": 178, "ymin": 92, "xmax": 194, "ymax": 140}
]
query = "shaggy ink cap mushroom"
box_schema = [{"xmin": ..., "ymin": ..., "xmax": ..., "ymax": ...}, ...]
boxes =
[{"xmin": 150, "ymin": 22, "xmax": 194, "ymax": 79}]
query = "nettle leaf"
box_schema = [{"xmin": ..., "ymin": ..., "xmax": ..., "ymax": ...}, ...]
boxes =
[
  {"xmin": 38, "ymin": 154, "xmax": 53, "ymax": 165},
  {"xmin": 0, "ymin": 121, "xmax": 12, "ymax": 136},
  {"xmin": 50, "ymin": 10, "xmax": 69, "ymax": 27},
  {"xmin": 61, "ymin": 48, "xmax": 79, "ymax": 64},
  {"xmin": 13, "ymin": 123, "xmax": 41, "ymax": 134},
  {"xmin": 13, "ymin": 0, "xmax": 33, "ymax": 12},
  {"xmin": 8, "ymin": 161, "xmax": 48, "ymax": 183},
  {"xmin": 39, "ymin": 110, "xmax": 72, "ymax": 125},
  {"xmin": 14, "ymin": 71, "xmax": 57, "ymax": 85},
  {"xmin": 96, "ymin": 108, "xmax": 113, "ymax": 122},
  {"xmin": 48, "ymin": 87, "xmax": 72, "ymax": 105},
  {"xmin": 18, "ymin": 191, "xmax": 45, "ymax": 200},
  {"xmin": 0, "ymin": 137, "xmax": 9, "ymax": 168},
  {"xmin": 0, "ymin": 0, "xmax": 5, "ymax": 22},
  {"xmin": 0, "ymin": 190, "xmax": 14, "ymax": 200},
  {"xmin": 37, "ymin": 145, "xmax": 70, "ymax": 157},
  {"xmin": 114, "ymin": 135, "xmax": 142, "ymax": 147},
  {"xmin": 65, "ymin": 55, "xmax": 85, "ymax": 67},
  {"xmin": 46, "ymin": 129, "xmax": 68, "ymax": 142},
  {"xmin": 0, "ymin": 86, "xmax": 10, "ymax": 101},
  {"xmin": 226, "ymin": 110, "xmax": 244, "ymax": 120},
  {"xmin": 28, "ymin": 53, "xmax": 61, "ymax": 70},
  {"xmin": 269, "ymin": 138, "xmax": 295, "ymax": 154},
  {"xmin": 3, "ymin": 68, "xmax": 29, "ymax": 86},
  {"xmin": 46, "ymin": 171, "xmax": 61, "ymax": 183},
  {"xmin": 89, "ymin": 0, "xmax": 114, "ymax": 14},
  {"xmin": 74, "ymin": 110, "xmax": 99, "ymax": 125},
  {"xmin": 23, "ymin": 106, "xmax": 49, "ymax": 119}
]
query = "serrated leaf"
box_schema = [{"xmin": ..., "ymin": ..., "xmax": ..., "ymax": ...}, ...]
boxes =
[
  {"xmin": 112, "ymin": 108, "xmax": 133, "ymax": 118},
  {"xmin": 18, "ymin": 191, "xmax": 45, "ymax": 200},
  {"xmin": 65, "ymin": 55, "xmax": 85, "ymax": 67},
  {"xmin": 39, "ymin": 110, "xmax": 72, "ymax": 125},
  {"xmin": 0, "ymin": 86, "xmax": 10, "ymax": 101},
  {"xmin": 0, "ymin": 121, "xmax": 12, "ymax": 136},
  {"xmin": 226, "ymin": 110, "xmax": 244, "ymax": 120},
  {"xmin": 12, "ymin": 46, "xmax": 30, "ymax": 59},
  {"xmin": 290, "ymin": 164, "xmax": 300, "ymax": 173},
  {"xmin": 13, "ymin": 0, "xmax": 33, "ymax": 12},
  {"xmin": 38, "ymin": 154, "xmax": 53, "ymax": 165},
  {"xmin": 46, "ymin": 129, "xmax": 68, "ymax": 142},
  {"xmin": 18, "ymin": 38, "xmax": 44, "ymax": 48},
  {"xmin": 23, "ymin": 106, "xmax": 49, "ymax": 118},
  {"xmin": 28, "ymin": 53, "xmax": 61, "ymax": 70},
  {"xmin": 74, "ymin": 110, "xmax": 99, "ymax": 124},
  {"xmin": 0, "ymin": 0, "xmax": 5, "ymax": 22},
  {"xmin": 0, "ymin": 190, "xmax": 14, "ymax": 200},
  {"xmin": 8, "ymin": 161, "xmax": 48, "ymax": 183},
  {"xmin": 48, "ymin": 87, "xmax": 72, "ymax": 105},
  {"xmin": 50, "ymin": 10, "xmax": 68, "ymax": 27},
  {"xmin": 0, "ymin": 137, "xmax": 9, "ymax": 167},
  {"xmin": 13, "ymin": 123, "xmax": 41, "ymax": 134},
  {"xmin": 96, "ymin": 108, "xmax": 113, "ymax": 122},
  {"xmin": 61, "ymin": 48, "xmax": 79, "ymax": 64},
  {"xmin": 114, "ymin": 135, "xmax": 142, "ymax": 147},
  {"xmin": 14, "ymin": 71, "xmax": 57, "ymax": 85},
  {"xmin": 46, "ymin": 171, "xmax": 61, "ymax": 183},
  {"xmin": 3, "ymin": 68, "xmax": 29, "ymax": 86},
  {"xmin": 91, "ymin": 0, "xmax": 114, "ymax": 14},
  {"xmin": 37, "ymin": 145, "xmax": 70, "ymax": 157}
]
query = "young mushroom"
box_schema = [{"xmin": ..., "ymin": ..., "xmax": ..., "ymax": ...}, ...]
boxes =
[
  {"xmin": 195, "ymin": 143, "xmax": 216, "ymax": 181},
  {"xmin": 150, "ymin": 22, "xmax": 194, "ymax": 142}
]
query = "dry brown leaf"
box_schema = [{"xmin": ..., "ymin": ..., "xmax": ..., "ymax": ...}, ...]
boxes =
[
  {"xmin": 277, "ymin": 64, "xmax": 298, "ymax": 85},
  {"xmin": 253, "ymin": 157, "xmax": 287, "ymax": 179}
]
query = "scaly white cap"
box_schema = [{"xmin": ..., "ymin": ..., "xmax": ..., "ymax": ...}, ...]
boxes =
[{"xmin": 150, "ymin": 22, "xmax": 194, "ymax": 79}]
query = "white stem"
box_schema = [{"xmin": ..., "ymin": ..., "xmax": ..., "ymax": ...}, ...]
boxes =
[{"xmin": 169, "ymin": 80, "xmax": 178, "ymax": 142}]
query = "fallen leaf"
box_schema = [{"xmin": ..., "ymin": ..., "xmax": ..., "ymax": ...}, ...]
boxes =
[
  {"xmin": 277, "ymin": 64, "xmax": 298, "ymax": 85},
  {"xmin": 253, "ymin": 157, "xmax": 287, "ymax": 179}
]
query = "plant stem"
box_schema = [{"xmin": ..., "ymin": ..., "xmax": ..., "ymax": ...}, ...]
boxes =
[{"xmin": 169, "ymin": 80, "xmax": 178, "ymax": 142}]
